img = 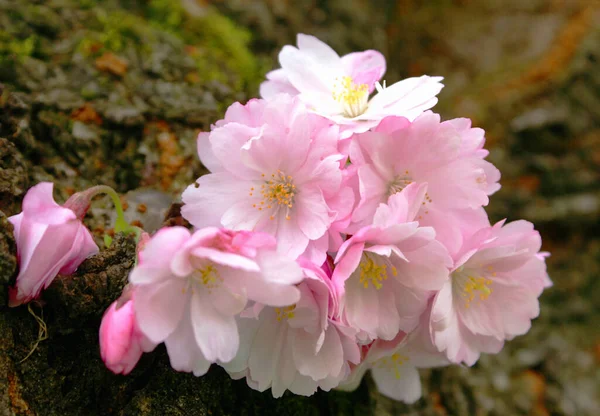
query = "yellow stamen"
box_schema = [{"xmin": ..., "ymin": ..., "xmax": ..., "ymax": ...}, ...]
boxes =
[
  {"xmin": 332, "ymin": 76, "xmax": 369, "ymax": 118},
  {"xmin": 195, "ymin": 265, "xmax": 221, "ymax": 290},
  {"xmin": 377, "ymin": 353, "xmax": 410, "ymax": 379},
  {"xmin": 462, "ymin": 276, "xmax": 493, "ymax": 308},
  {"xmin": 275, "ymin": 305, "xmax": 296, "ymax": 321},
  {"xmin": 251, "ymin": 170, "xmax": 296, "ymax": 220},
  {"xmin": 359, "ymin": 255, "xmax": 390, "ymax": 290}
]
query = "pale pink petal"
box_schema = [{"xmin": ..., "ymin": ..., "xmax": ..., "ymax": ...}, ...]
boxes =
[
  {"xmin": 165, "ymin": 304, "xmax": 211, "ymax": 376},
  {"xmin": 220, "ymin": 315, "xmax": 261, "ymax": 375},
  {"xmin": 58, "ymin": 224, "xmax": 99, "ymax": 275},
  {"xmin": 260, "ymin": 69, "xmax": 299, "ymax": 99},
  {"xmin": 210, "ymin": 123, "xmax": 262, "ymax": 179},
  {"xmin": 296, "ymin": 34, "xmax": 341, "ymax": 67},
  {"xmin": 134, "ymin": 279, "xmax": 187, "ymax": 344},
  {"xmin": 295, "ymin": 188, "xmax": 331, "ymax": 240},
  {"xmin": 390, "ymin": 241, "xmax": 450, "ymax": 291},
  {"xmin": 341, "ymin": 50, "xmax": 386, "ymax": 92},
  {"xmin": 190, "ymin": 291, "xmax": 239, "ymax": 363},
  {"xmin": 367, "ymin": 76, "xmax": 444, "ymax": 121},
  {"xmin": 130, "ymin": 227, "xmax": 190, "ymax": 284},
  {"xmin": 181, "ymin": 173, "xmax": 250, "ymax": 229},
  {"xmin": 209, "ymin": 280, "xmax": 247, "ymax": 316},
  {"xmin": 279, "ymin": 45, "xmax": 334, "ymax": 97},
  {"xmin": 226, "ymin": 269, "xmax": 301, "ymax": 307},
  {"xmin": 21, "ymin": 182, "xmax": 75, "ymax": 224},
  {"xmin": 191, "ymin": 247, "xmax": 260, "ymax": 272},
  {"xmin": 248, "ymin": 309, "xmax": 284, "ymax": 391},
  {"xmin": 371, "ymin": 363, "xmax": 422, "ymax": 404},
  {"xmin": 293, "ymin": 326, "xmax": 343, "ymax": 381}
]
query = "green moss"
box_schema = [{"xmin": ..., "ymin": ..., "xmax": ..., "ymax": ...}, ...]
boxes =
[
  {"xmin": 68, "ymin": 0, "xmax": 262, "ymax": 94},
  {"xmin": 0, "ymin": 32, "xmax": 38, "ymax": 59},
  {"xmin": 76, "ymin": 9, "xmax": 156, "ymax": 57},
  {"xmin": 144, "ymin": 0, "xmax": 262, "ymax": 91}
]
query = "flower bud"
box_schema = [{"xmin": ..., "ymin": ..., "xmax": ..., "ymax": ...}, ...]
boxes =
[{"xmin": 8, "ymin": 182, "xmax": 99, "ymax": 307}]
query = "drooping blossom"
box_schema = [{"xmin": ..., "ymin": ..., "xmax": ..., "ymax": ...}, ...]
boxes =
[
  {"xmin": 348, "ymin": 112, "xmax": 500, "ymax": 255},
  {"xmin": 99, "ymin": 286, "xmax": 156, "ymax": 375},
  {"xmin": 8, "ymin": 182, "xmax": 99, "ymax": 307},
  {"xmin": 332, "ymin": 183, "xmax": 452, "ymax": 342},
  {"xmin": 182, "ymin": 94, "xmax": 349, "ymax": 261},
  {"xmin": 222, "ymin": 259, "xmax": 360, "ymax": 397},
  {"xmin": 430, "ymin": 220, "xmax": 551, "ymax": 366},
  {"xmin": 260, "ymin": 33, "xmax": 443, "ymax": 137},
  {"xmin": 339, "ymin": 305, "xmax": 448, "ymax": 403},
  {"xmin": 129, "ymin": 226, "xmax": 303, "ymax": 376}
]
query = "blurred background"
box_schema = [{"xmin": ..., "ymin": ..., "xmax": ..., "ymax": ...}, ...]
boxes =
[{"xmin": 0, "ymin": 0, "xmax": 599, "ymax": 415}]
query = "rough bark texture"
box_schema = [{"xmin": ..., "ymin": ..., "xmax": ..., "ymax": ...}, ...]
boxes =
[{"xmin": 1, "ymin": 0, "xmax": 599, "ymax": 415}]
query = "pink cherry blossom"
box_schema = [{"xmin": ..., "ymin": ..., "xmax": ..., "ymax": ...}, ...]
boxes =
[
  {"xmin": 8, "ymin": 182, "xmax": 99, "ymax": 307},
  {"xmin": 430, "ymin": 220, "xmax": 551, "ymax": 365},
  {"xmin": 99, "ymin": 287, "xmax": 156, "ymax": 375},
  {"xmin": 339, "ymin": 304, "xmax": 448, "ymax": 403},
  {"xmin": 222, "ymin": 260, "xmax": 360, "ymax": 398},
  {"xmin": 260, "ymin": 33, "xmax": 443, "ymax": 137},
  {"xmin": 182, "ymin": 94, "xmax": 349, "ymax": 261},
  {"xmin": 129, "ymin": 226, "xmax": 303, "ymax": 375},
  {"xmin": 332, "ymin": 184, "xmax": 452, "ymax": 342},
  {"xmin": 348, "ymin": 112, "xmax": 500, "ymax": 255}
]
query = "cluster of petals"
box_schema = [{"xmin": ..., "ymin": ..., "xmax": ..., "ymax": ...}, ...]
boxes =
[
  {"xmin": 0, "ymin": 31, "xmax": 552, "ymax": 403},
  {"xmin": 125, "ymin": 226, "xmax": 303, "ymax": 376},
  {"xmin": 1, "ymin": 32, "xmax": 551, "ymax": 402},
  {"xmin": 165, "ymin": 33, "xmax": 552, "ymax": 401},
  {"xmin": 261, "ymin": 34, "xmax": 444, "ymax": 138},
  {"xmin": 32, "ymin": 33, "xmax": 554, "ymax": 402},
  {"xmin": 182, "ymin": 93, "xmax": 349, "ymax": 264}
]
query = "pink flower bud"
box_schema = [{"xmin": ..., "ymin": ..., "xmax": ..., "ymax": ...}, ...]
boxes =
[
  {"xmin": 8, "ymin": 182, "xmax": 99, "ymax": 307},
  {"xmin": 99, "ymin": 292, "xmax": 156, "ymax": 375}
]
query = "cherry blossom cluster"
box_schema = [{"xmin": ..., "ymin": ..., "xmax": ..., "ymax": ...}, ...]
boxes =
[{"xmin": 6, "ymin": 34, "xmax": 551, "ymax": 403}]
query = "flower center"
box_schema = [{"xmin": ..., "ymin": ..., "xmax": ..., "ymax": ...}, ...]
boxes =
[
  {"xmin": 332, "ymin": 76, "xmax": 369, "ymax": 118},
  {"xmin": 188, "ymin": 264, "xmax": 222, "ymax": 294},
  {"xmin": 249, "ymin": 170, "xmax": 296, "ymax": 220},
  {"xmin": 358, "ymin": 254, "xmax": 397, "ymax": 290},
  {"xmin": 275, "ymin": 305, "xmax": 296, "ymax": 321},
  {"xmin": 453, "ymin": 266, "xmax": 494, "ymax": 308},
  {"xmin": 377, "ymin": 353, "xmax": 409, "ymax": 380},
  {"xmin": 387, "ymin": 171, "xmax": 413, "ymax": 196}
]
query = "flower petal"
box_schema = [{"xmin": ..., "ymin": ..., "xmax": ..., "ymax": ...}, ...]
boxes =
[
  {"xmin": 134, "ymin": 279, "xmax": 187, "ymax": 344},
  {"xmin": 190, "ymin": 291, "xmax": 240, "ymax": 363}
]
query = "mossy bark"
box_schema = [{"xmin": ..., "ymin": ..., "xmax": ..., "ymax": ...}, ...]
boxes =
[{"xmin": 1, "ymin": 0, "xmax": 599, "ymax": 415}]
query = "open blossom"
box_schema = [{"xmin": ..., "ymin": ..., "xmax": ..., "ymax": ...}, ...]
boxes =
[
  {"xmin": 8, "ymin": 182, "xmax": 99, "ymax": 307},
  {"xmin": 129, "ymin": 226, "xmax": 303, "ymax": 376},
  {"xmin": 222, "ymin": 260, "xmax": 360, "ymax": 397},
  {"xmin": 332, "ymin": 184, "xmax": 452, "ymax": 342},
  {"xmin": 260, "ymin": 33, "xmax": 443, "ymax": 137},
  {"xmin": 430, "ymin": 220, "xmax": 551, "ymax": 365},
  {"xmin": 339, "ymin": 305, "xmax": 448, "ymax": 403},
  {"xmin": 182, "ymin": 94, "xmax": 348, "ymax": 261},
  {"xmin": 348, "ymin": 112, "xmax": 500, "ymax": 254},
  {"xmin": 99, "ymin": 287, "xmax": 156, "ymax": 375}
]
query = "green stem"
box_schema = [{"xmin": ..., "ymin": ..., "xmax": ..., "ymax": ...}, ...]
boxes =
[{"xmin": 86, "ymin": 185, "xmax": 130, "ymax": 233}]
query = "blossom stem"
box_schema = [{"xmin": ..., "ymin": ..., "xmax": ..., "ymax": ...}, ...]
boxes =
[
  {"xmin": 88, "ymin": 185, "xmax": 130, "ymax": 233},
  {"xmin": 65, "ymin": 185, "xmax": 141, "ymax": 244}
]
